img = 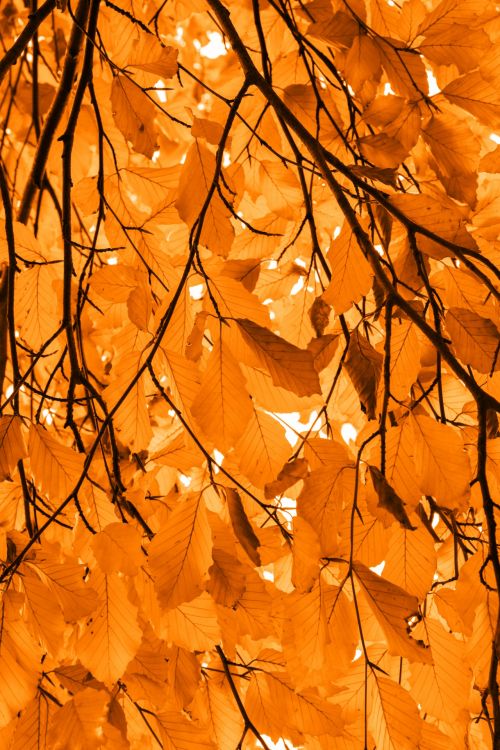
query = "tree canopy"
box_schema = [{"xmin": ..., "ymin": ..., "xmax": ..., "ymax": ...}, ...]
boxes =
[{"xmin": 0, "ymin": 0, "xmax": 499, "ymax": 747}]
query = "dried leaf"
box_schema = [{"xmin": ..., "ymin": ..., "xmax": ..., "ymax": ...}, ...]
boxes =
[
  {"xmin": 224, "ymin": 487, "xmax": 261, "ymax": 566},
  {"xmin": 111, "ymin": 75, "xmax": 157, "ymax": 157}
]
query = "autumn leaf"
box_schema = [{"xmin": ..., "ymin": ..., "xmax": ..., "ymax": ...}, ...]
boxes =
[
  {"xmin": 411, "ymin": 414, "xmax": 471, "ymax": 509},
  {"xmin": 445, "ymin": 307, "xmax": 500, "ymax": 373},
  {"xmin": 0, "ymin": 595, "xmax": 43, "ymax": 727},
  {"xmin": 0, "ymin": 416, "xmax": 26, "ymax": 480},
  {"xmin": 28, "ymin": 425, "xmax": 84, "ymax": 504},
  {"xmin": 368, "ymin": 465, "xmax": 416, "ymax": 530},
  {"xmin": 111, "ymin": 75, "xmax": 157, "ymax": 157},
  {"xmin": 149, "ymin": 492, "xmax": 212, "ymax": 609},
  {"xmin": 353, "ymin": 561, "xmax": 432, "ymax": 663},
  {"xmin": 175, "ymin": 141, "xmax": 234, "ymax": 256},
  {"xmin": 1, "ymin": 0, "xmax": 500, "ymax": 746},
  {"xmin": 231, "ymin": 318, "xmax": 322, "ymax": 397},
  {"xmin": 191, "ymin": 334, "xmax": 253, "ymax": 451},
  {"xmin": 224, "ymin": 487, "xmax": 261, "ymax": 566},
  {"xmin": 46, "ymin": 689, "xmax": 110, "ymax": 750},
  {"xmin": 129, "ymin": 35, "xmax": 178, "ymax": 79},
  {"xmin": 369, "ymin": 673, "xmax": 423, "ymax": 750},
  {"xmin": 321, "ymin": 222, "xmax": 373, "ymax": 314},
  {"xmin": 344, "ymin": 329, "xmax": 383, "ymax": 419},
  {"xmin": 76, "ymin": 569, "xmax": 142, "ymax": 687}
]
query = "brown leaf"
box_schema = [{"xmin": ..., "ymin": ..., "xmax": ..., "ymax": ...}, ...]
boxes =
[
  {"xmin": 368, "ymin": 465, "xmax": 416, "ymax": 530},
  {"xmin": 224, "ymin": 487, "xmax": 261, "ymax": 566},
  {"xmin": 110, "ymin": 75, "xmax": 157, "ymax": 157},
  {"xmin": 344, "ymin": 329, "xmax": 383, "ymax": 419},
  {"xmin": 232, "ymin": 318, "xmax": 321, "ymax": 397}
]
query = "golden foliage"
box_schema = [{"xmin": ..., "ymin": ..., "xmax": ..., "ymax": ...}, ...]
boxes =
[{"xmin": 0, "ymin": 0, "xmax": 499, "ymax": 748}]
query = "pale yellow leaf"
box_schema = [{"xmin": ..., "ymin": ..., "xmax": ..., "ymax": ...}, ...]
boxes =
[
  {"xmin": 381, "ymin": 423, "xmax": 422, "ymax": 509},
  {"xmin": 203, "ymin": 274, "xmax": 270, "ymax": 328},
  {"xmin": 389, "ymin": 192, "xmax": 474, "ymax": 258},
  {"xmin": 338, "ymin": 496, "xmax": 391, "ymax": 567},
  {"xmin": 292, "ymin": 516, "xmax": 321, "ymax": 593},
  {"xmin": 127, "ymin": 283, "xmax": 153, "ymax": 330},
  {"xmin": 321, "ymin": 224, "xmax": 372, "ymax": 314},
  {"xmin": 284, "ymin": 582, "xmax": 329, "ymax": 675},
  {"xmin": 79, "ymin": 480, "xmax": 118, "ymax": 533},
  {"xmin": 156, "ymin": 709, "xmax": 216, "ymax": 750},
  {"xmin": 234, "ymin": 404, "xmax": 291, "ymax": 487},
  {"xmin": 91, "ymin": 522, "xmax": 144, "ymax": 576},
  {"xmin": 160, "ymin": 284, "xmax": 196, "ymax": 357},
  {"xmin": 0, "ymin": 416, "xmax": 26, "ymax": 480},
  {"xmin": 376, "ymin": 38, "xmax": 428, "ymax": 99},
  {"xmin": 410, "ymin": 618, "xmax": 472, "ymax": 721},
  {"xmin": 165, "ymin": 646, "xmax": 201, "ymax": 710},
  {"xmin": 207, "ymin": 548, "xmax": 246, "ymax": 607},
  {"xmin": 149, "ymin": 492, "xmax": 212, "ymax": 609},
  {"xmin": 232, "ymin": 318, "xmax": 321, "ymax": 397},
  {"xmin": 389, "ymin": 319, "xmax": 421, "ymax": 400},
  {"xmin": 103, "ymin": 351, "xmax": 153, "ymax": 452},
  {"xmin": 368, "ymin": 465, "xmax": 416, "ymax": 530},
  {"xmin": 14, "ymin": 266, "xmax": 60, "ymax": 350},
  {"xmin": 130, "ymin": 35, "xmax": 178, "ymax": 78},
  {"xmin": 155, "ymin": 348, "xmax": 201, "ymax": 432},
  {"xmin": 123, "ymin": 629, "xmax": 170, "ymax": 708},
  {"xmin": 353, "ymin": 561, "xmax": 431, "ymax": 662},
  {"xmin": 343, "ymin": 34, "xmax": 382, "ymax": 94},
  {"xmin": 47, "ymin": 688, "xmax": 109, "ymax": 750},
  {"xmin": 446, "ymin": 307, "xmax": 500, "ymax": 373},
  {"xmin": 411, "ymin": 415, "xmax": 471, "ymax": 509},
  {"xmin": 259, "ymin": 160, "xmax": 303, "ymax": 219},
  {"xmin": 324, "ymin": 586, "xmax": 358, "ymax": 672},
  {"xmin": 111, "ymin": 75, "xmax": 157, "ymax": 157},
  {"xmin": 175, "ymin": 141, "xmax": 234, "ymax": 256},
  {"xmin": 8, "ymin": 694, "xmax": 55, "ymax": 750},
  {"xmin": 443, "ymin": 71, "xmax": 500, "ymax": 130},
  {"xmin": 369, "ymin": 674, "xmax": 422, "ymax": 750},
  {"xmin": 76, "ymin": 570, "xmax": 142, "ymax": 687},
  {"xmin": 191, "ymin": 335, "xmax": 253, "ymax": 452},
  {"xmin": 28, "ymin": 425, "xmax": 84, "ymax": 504},
  {"xmin": 160, "ymin": 592, "xmax": 221, "ymax": 651},
  {"xmin": 90, "ymin": 265, "xmax": 139, "ymax": 302},
  {"xmin": 21, "ymin": 567, "xmax": 66, "ymax": 657},
  {"xmin": 298, "ymin": 461, "xmax": 355, "ymax": 556},
  {"xmin": 344, "ymin": 330, "xmax": 383, "ymax": 420},
  {"xmin": 33, "ymin": 554, "xmax": 99, "ymax": 622},
  {"xmin": 383, "ymin": 525, "xmax": 436, "ymax": 601},
  {"xmin": 0, "ymin": 597, "xmax": 43, "ymax": 728},
  {"xmin": 466, "ymin": 596, "xmax": 498, "ymax": 687},
  {"xmin": 205, "ymin": 678, "xmax": 244, "ymax": 750},
  {"xmin": 246, "ymin": 670, "xmax": 343, "ymax": 739},
  {"xmin": 420, "ymin": 24, "xmax": 490, "ymax": 73},
  {"xmin": 191, "ymin": 115, "xmax": 224, "ymax": 145},
  {"xmin": 422, "ymin": 110, "xmax": 480, "ymax": 203}
]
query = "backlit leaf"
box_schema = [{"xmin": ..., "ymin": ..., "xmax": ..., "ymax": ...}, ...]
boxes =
[
  {"xmin": 232, "ymin": 318, "xmax": 321, "ymax": 397},
  {"xmin": 149, "ymin": 492, "xmax": 212, "ymax": 609},
  {"xmin": 0, "ymin": 416, "xmax": 26, "ymax": 480},
  {"xmin": 445, "ymin": 307, "xmax": 500, "ymax": 373},
  {"xmin": 76, "ymin": 570, "xmax": 142, "ymax": 687},
  {"xmin": 321, "ymin": 223, "xmax": 373, "ymax": 314},
  {"xmin": 28, "ymin": 425, "xmax": 84, "ymax": 504},
  {"xmin": 47, "ymin": 689, "xmax": 109, "ymax": 750},
  {"xmin": 111, "ymin": 75, "xmax": 157, "ymax": 157},
  {"xmin": 224, "ymin": 487, "xmax": 261, "ymax": 566},
  {"xmin": 411, "ymin": 415, "xmax": 471, "ymax": 509},
  {"xmin": 353, "ymin": 561, "xmax": 431, "ymax": 663},
  {"xmin": 344, "ymin": 330, "xmax": 383, "ymax": 419}
]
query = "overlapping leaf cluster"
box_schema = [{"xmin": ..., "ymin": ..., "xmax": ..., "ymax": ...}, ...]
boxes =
[{"xmin": 0, "ymin": 0, "xmax": 499, "ymax": 747}]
